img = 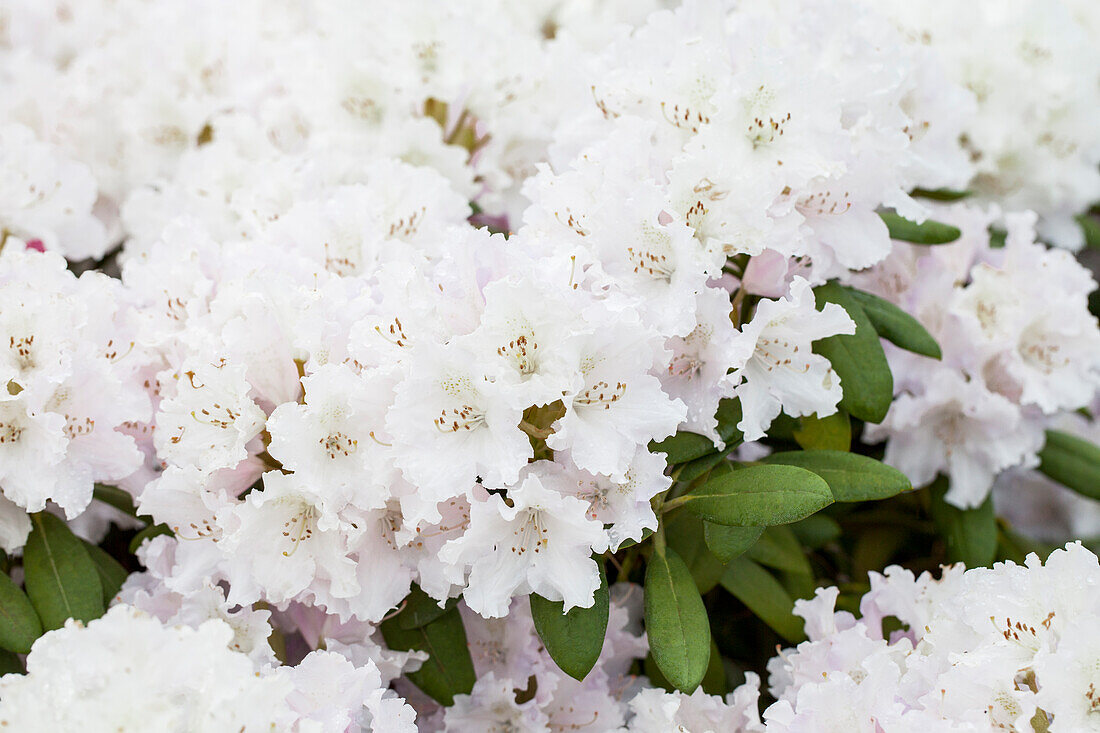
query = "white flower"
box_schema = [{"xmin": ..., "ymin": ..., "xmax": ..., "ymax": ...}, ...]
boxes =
[
  {"xmin": 730, "ymin": 277, "xmax": 855, "ymax": 441},
  {"xmin": 547, "ymin": 309, "xmax": 685, "ymax": 480},
  {"xmin": 440, "ymin": 464, "xmax": 608, "ymax": 618},
  {"xmin": 387, "ymin": 341, "xmax": 531, "ymax": 509},
  {"xmin": 865, "ymin": 368, "xmax": 1044, "ymax": 508},
  {"xmin": 267, "ymin": 363, "xmax": 396, "ymax": 509},
  {"xmin": 218, "ymin": 471, "xmax": 360, "ymax": 609},
  {"xmin": 154, "ymin": 357, "xmax": 266, "ymax": 476}
]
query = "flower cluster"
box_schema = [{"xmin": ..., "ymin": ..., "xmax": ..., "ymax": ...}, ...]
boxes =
[
  {"xmin": 851, "ymin": 206, "xmax": 1100, "ymax": 507},
  {"xmin": 765, "ymin": 542, "xmax": 1100, "ymax": 731},
  {"xmin": 0, "ymin": 0, "xmax": 1098, "ymax": 730}
]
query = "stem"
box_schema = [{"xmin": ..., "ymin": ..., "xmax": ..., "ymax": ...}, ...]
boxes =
[
  {"xmin": 661, "ymin": 495, "xmax": 690, "ymax": 514},
  {"xmin": 518, "ymin": 420, "xmax": 552, "ymax": 440}
]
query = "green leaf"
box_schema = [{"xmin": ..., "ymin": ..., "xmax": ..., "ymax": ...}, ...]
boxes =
[
  {"xmin": 1077, "ymin": 214, "xmax": 1100, "ymax": 251},
  {"xmin": 380, "ymin": 604, "xmax": 476, "ymax": 705},
  {"xmin": 792, "ymin": 411, "xmax": 851, "ymax": 451},
  {"xmin": 128, "ymin": 523, "xmax": 173, "ymax": 554},
  {"xmin": 644, "ymin": 543, "xmax": 711, "ymax": 693},
  {"xmin": 762, "ymin": 450, "xmax": 911, "ymax": 502},
  {"xmin": 0, "ymin": 571, "xmax": 42, "ymax": 654},
  {"xmin": 679, "ymin": 464, "xmax": 833, "ymax": 527},
  {"xmin": 747, "ymin": 526, "xmax": 811, "ymax": 576},
  {"xmin": 700, "ymin": 636, "xmax": 727, "ymax": 695},
  {"xmin": 714, "ymin": 399, "xmax": 745, "ymax": 446},
  {"xmin": 24, "ymin": 513, "xmax": 104, "ymax": 631},
  {"xmin": 879, "ymin": 211, "xmax": 961, "ymax": 244},
  {"xmin": 703, "ymin": 523, "xmax": 762, "ymax": 563},
  {"xmin": 665, "ymin": 511, "xmax": 726, "ymax": 594},
  {"xmin": 1037, "ymin": 430, "xmax": 1100, "ymax": 501},
  {"xmin": 398, "ymin": 585, "xmax": 457, "ymax": 630},
  {"xmin": 721, "ymin": 557, "xmax": 806, "ymax": 643},
  {"xmin": 651, "ymin": 431, "xmax": 717, "ymax": 466},
  {"xmin": 790, "ymin": 514, "xmax": 841, "ymax": 549},
  {"xmin": 530, "ymin": 561, "xmax": 609, "ymax": 680},
  {"xmin": 675, "ymin": 447, "xmax": 734, "ymax": 484},
  {"xmin": 928, "ymin": 478, "xmax": 996, "ymax": 568},
  {"xmin": 82, "ymin": 542, "xmax": 128, "ymax": 603},
  {"xmin": 92, "ymin": 484, "xmax": 138, "ymax": 517},
  {"xmin": 840, "ymin": 286, "xmax": 942, "ymax": 360},
  {"xmin": 0, "ymin": 649, "xmax": 23, "ymax": 675},
  {"xmin": 812, "ymin": 282, "xmax": 893, "ymax": 424},
  {"xmin": 910, "ymin": 188, "xmax": 972, "ymax": 202}
]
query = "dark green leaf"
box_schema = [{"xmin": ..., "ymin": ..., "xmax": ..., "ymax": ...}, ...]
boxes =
[
  {"xmin": 675, "ymin": 447, "xmax": 733, "ymax": 484},
  {"xmin": 910, "ymin": 188, "xmax": 972, "ymax": 202},
  {"xmin": 721, "ymin": 557, "xmax": 805, "ymax": 643},
  {"xmin": 879, "ymin": 211, "xmax": 961, "ymax": 244},
  {"xmin": 128, "ymin": 523, "xmax": 172, "ymax": 554},
  {"xmin": 790, "ymin": 514, "xmax": 841, "ymax": 549},
  {"xmin": 714, "ymin": 399, "xmax": 745, "ymax": 446},
  {"xmin": 812, "ymin": 282, "xmax": 893, "ymax": 424},
  {"xmin": 793, "ymin": 411, "xmax": 851, "ymax": 451},
  {"xmin": 700, "ymin": 636, "xmax": 727, "ymax": 695},
  {"xmin": 928, "ymin": 478, "xmax": 996, "ymax": 567},
  {"xmin": 1038, "ymin": 430, "xmax": 1100, "ymax": 501},
  {"xmin": 24, "ymin": 513, "xmax": 104, "ymax": 630},
  {"xmin": 840, "ymin": 286, "xmax": 942, "ymax": 359},
  {"xmin": 1077, "ymin": 214, "xmax": 1100, "ymax": 251},
  {"xmin": 92, "ymin": 484, "xmax": 138, "ymax": 517},
  {"xmin": 665, "ymin": 511, "xmax": 726, "ymax": 593},
  {"xmin": 530, "ymin": 561, "xmax": 609, "ymax": 680},
  {"xmin": 680, "ymin": 465, "xmax": 833, "ymax": 527},
  {"xmin": 82, "ymin": 542, "xmax": 127, "ymax": 603},
  {"xmin": 0, "ymin": 649, "xmax": 23, "ymax": 676},
  {"xmin": 747, "ymin": 526, "xmax": 811, "ymax": 576},
  {"xmin": 615, "ymin": 528, "xmax": 654, "ymax": 551},
  {"xmin": 703, "ymin": 523, "xmax": 762, "ymax": 563},
  {"xmin": 380, "ymin": 604, "xmax": 476, "ymax": 705},
  {"xmin": 762, "ymin": 450, "xmax": 911, "ymax": 502},
  {"xmin": 651, "ymin": 431, "xmax": 716, "ymax": 466},
  {"xmin": 398, "ymin": 584, "xmax": 456, "ymax": 630},
  {"xmin": 644, "ymin": 543, "xmax": 711, "ymax": 693},
  {"xmin": 0, "ymin": 571, "xmax": 42, "ymax": 653}
]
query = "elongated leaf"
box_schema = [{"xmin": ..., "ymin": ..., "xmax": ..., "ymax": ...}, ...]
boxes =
[
  {"xmin": 0, "ymin": 571, "xmax": 42, "ymax": 653},
  {"xmin": 24, "ymin": 513, "xmax": 104, "ymax": 630},
  {"xmin": 83, "ymin": 542, "xmax": 127, "ymax": 603},
  {"xmin": 700, "ymin": 636, "xmax": 726, "ymax": 695},
  {"xmin": 840, "ymin": 286, "xmax": 942, "ymax": 359},
  {"xmin": 680, "ymin": 465, "xmax": 832, "ymax": 527},
  {"xmin": 0, "ymin": 649, "xmax": 23, "ymax": 675},
  {"xmin": 675, "ymin": 446, "xmax": 734, "ymax": 485},
  {"xmin": 1077, "ymin": 214, "xmax": 1100, "ymax": 251},
  {"xmin": 380, "ymin": 605, "xmax": 476, "ymax": 705},
  {"xmin": 911, "ymin": 188, "xmax": 972, "ymax": 202},
  {"xmin": 790, "ymin": 514, "xmax": 841, "ymax": 549},
  {"xmin": 651, "ymin": 431, "xmax": 716, "ymax": 466},
  {"xmin": 747, "ymin": 526, "xmax": 811, "ymax": 576},
  {"xmin": 793, "ymin": 411, "xmax": 851, "ymax": 451},
  {"xmin": 721, "ymin": 557, "xmax": 805, "ymax": 643},
  {"xmin": 665, "ymin": 511, "xmax": 726, "ymax": 593},
  {"xmin": 128, "ymin": 523, "xmax": 172, "ymax": 554},
  {"xmin": 398, "ymin": 584, "xmax": 456, "ymax": 630},
  {"xmin": 763, "ymin": 450, "xmax": 911, "ymax": 502},
  {"xmin": 714, "ymin": 399, "xmax": 745, "ymax": 446},
  {"xmin": 645, "ymin": 544, "xmax": 711, "ymax": 693},
  {"xmin": 1038, "ymin": 430, "xmax": 1100, "ymax": 501},
  {"xmin": 704, "ymin": 523, "xmax": 762, "ymax": 563},
  {"xmin": 92, "ymin": 484, "xmax": 138, "ymax": 517},
  {"xmin": 530, "ymin": 561, "xmax": 609, "ymax": 680},
  {"xmin": 880, "ymin": 211, "xmax": 961, "ymax": 244},
  {"xmin": 812, "ymin": 282, "xmax": 893, "ymax": 424},
  {"xmin": 928, "ymin": 478, "xmax": 996, "ymax": 568}
]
